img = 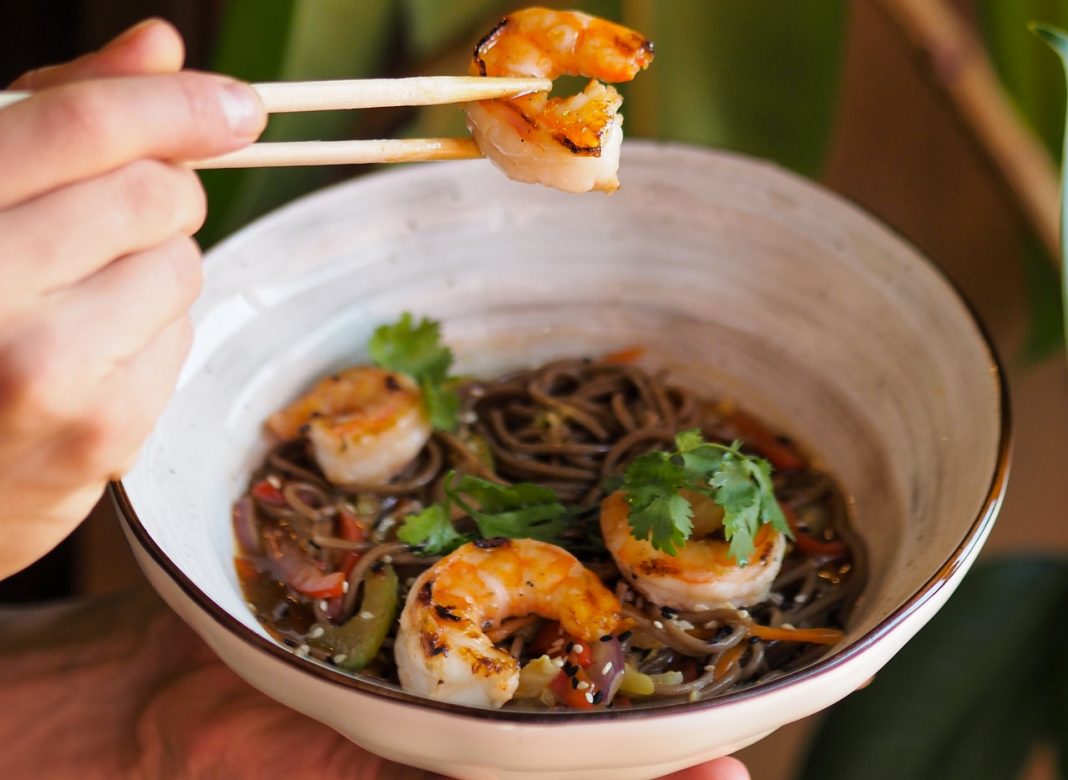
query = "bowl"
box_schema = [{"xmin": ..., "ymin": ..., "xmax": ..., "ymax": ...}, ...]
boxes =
[{"xmin": 113, "ymin": 142, "xmax": 1008, "ymax": 780}]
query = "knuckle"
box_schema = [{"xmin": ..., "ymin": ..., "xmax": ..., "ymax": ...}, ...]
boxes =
[
  {"xmin": 66, "ymin": 414, "xmax": 120, "ymax": 477},
  {"xmin": 0, "ymin": 328, "xmax": 69, "ymax": 425},
  {"xmin": 164, "ymin": 236, "xmax": 204, "ymax": 304},
  {"xmin": 49, "ymin": 87, "xmax": 115, "ymax": 150},
  {"xmin": 112, "ymin": 161, "xmax": 205, "ymax": 238}
]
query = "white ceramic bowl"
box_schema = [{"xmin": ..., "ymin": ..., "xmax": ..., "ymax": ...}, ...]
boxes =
[{"xmin": 114, "ymin": 143, "xmax": 1008, "ymax": 780}]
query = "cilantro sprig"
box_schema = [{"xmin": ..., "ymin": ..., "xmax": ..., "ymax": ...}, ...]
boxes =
[
  {"xmin": 621, "ymin": 430, "xmax": 791, "ymax": 565},
  {"xmin": 368, "ymin": 313, "xmax": 459, "ymax": 431},
  {"xmin": 397, "ymin": 471, "xmax": 568, "ymax": 555}
]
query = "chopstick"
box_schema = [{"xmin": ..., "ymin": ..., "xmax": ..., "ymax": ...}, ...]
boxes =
[
  {"xmin": 0, "ymin": 76, "xmax": 550, "ymax": 169},
  {"xmin": 0, "ymin": 76, "xmax": 551, "ymax": 113}
]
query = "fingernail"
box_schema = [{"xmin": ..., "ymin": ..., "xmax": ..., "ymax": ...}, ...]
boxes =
[
  {"xmin": 105, "ymin": 17, "xmax": 160, "ymax": 50},
  {"xmin": 218, "ymin": 82, "xmax": 265, "ymax": 139}
]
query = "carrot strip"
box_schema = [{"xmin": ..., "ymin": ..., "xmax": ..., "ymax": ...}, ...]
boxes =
[
  {"xmin": 599, "ymin": 346, "xmax": 645, "ymax": 365},
  {"xmin": 714, "ymin": 643, "xmax": 747, "ymax": 679},
  {"xmin": 748, "ymin": 624, "xmax": 844, "ymax": 645}
]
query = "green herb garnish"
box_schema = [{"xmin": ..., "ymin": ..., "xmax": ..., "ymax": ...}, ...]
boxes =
[
  {"xmin": 621, "ymin": 430, "xmax": 791, "ymax": 565},
  {"xmin": 396, "ymin": 471, "xmax": 568, "ymax": 555},
  {"xmin": 368, "ymin": 313, "xmax": 459, "ymax": 430}
]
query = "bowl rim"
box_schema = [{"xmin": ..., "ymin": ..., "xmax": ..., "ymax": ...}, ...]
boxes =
[{"xmin": 111, "ymin": 143, "xmax": 1012, "ymax": 724}]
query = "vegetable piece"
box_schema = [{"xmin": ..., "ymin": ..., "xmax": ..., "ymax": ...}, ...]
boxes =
[
  {"xmin": 397, "ymin": 503, "xmax": 468, "ymax": 555},
  {"xmin": 445, "ymin": 473, "xmax": 568, "ymax": 543},
  {"xmin": 308, "ymin": 564, "xmax": 400, "ymax": 670},
  {"xmin": 336, "ymin": 510, "xmax": 369, "ymax": 543},
  {"xmin": 587, "ymin": 636, "xmax": 626, "ymax": 703},
  {"xmin": 397, "ymin": 470, "xmax": 569, "ymax": 555},
  {"xmin": 549, "ymin": 667, "xmax": 597, "ymax": 710},
  {"xmin": 782, "ymin": 505, "xmax": 847, "ymax": 559},
  {"xmin": 368, "ymin": 313, "xmax": 459, "ymax": 430},
  {"xmin": 232, "ymin": 496, "xmax": 261, "ymax": 555},
  {"xmin": 747, "ymin": 624, "xmax": 844, "ymax": 645},
  {"xmin": 618, "ymin": 663, "xmax": 655, "ymax": 696},
  {"xmin": 515, "ymin": 655, "xmax": 559, "ymax": 700},
  {"xmin": 264, "ymin": 528, "xmax": 346, "ymax": 598},
  {"xmin": 621, "ymin": 429, "xmax": 791, "ymax": 564},
  {"xmin": 250, "ymin": 479, "xmax": 286, "ymax": 506}
]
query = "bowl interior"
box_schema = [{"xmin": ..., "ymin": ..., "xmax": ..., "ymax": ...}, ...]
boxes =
[{"xmin": 123, "ymin": 142, "xmax": 1002, "ymax": 708}]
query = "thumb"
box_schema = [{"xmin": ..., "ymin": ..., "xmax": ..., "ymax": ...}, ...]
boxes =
[{"xmin": 10, "ymin": 18, "xmax": 184, "ymax": 90}]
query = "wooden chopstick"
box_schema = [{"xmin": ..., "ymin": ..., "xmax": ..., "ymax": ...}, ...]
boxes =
[
  {"xmin": 0, "ymin": 76, "xmax": 546, "ymax": 168},
  {"xmin": 0, "ymin": 76, "xmax": 551, "ymax": 113},
  {"xmin": 189, "ymin": 138, "xmax": 483, "ymax": 169}
]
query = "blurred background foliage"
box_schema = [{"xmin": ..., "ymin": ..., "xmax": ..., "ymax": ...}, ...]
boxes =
[{"xmin": 1, "ymin": 1, "xmax": 1067, "ymax": 778}]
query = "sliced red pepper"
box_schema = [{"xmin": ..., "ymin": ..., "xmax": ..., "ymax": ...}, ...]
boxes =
[
  {"xmin": 251, "ymin": 479, "xmax": 286, "ymax": 506},
  {"xmin": 341, "ymin": 550, "xmax": 362, "ymax": 578},
  {"xmin": 336, "ymin": 510, "xmax": 369, "ymax": 542},
  {"xmin": 549, "ymin": 669, "xmax": 596, "ymax": 710},
  {"xmin": 782, "ymin": 505, "xmax": 847, "ymax": 559},
  {"xmin": 726, "ymin": 411, "xmax": 804, "ymax": 471},
  {"xmin": 527, "ymin": 622, "xmax": 594, "ymax": 667},
  {"xmin": 264, "ymin": 528, "xmax": 346, "ymax": 599}
]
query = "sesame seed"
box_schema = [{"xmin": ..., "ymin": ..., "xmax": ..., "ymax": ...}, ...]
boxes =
[
  {"xmin": 653, "ymin": 620, "xmax": 664, "ymax": 630},
  {"xmin": 694, "ymin": 604, "xmax": 709, "ymax": 611},
  {"xmin": 565, "ymin": 642, "xmax": 575, "ymax": 654},
  {"xmin": 308, "ymin": 625, "xmax": 325, "ymax": 639},
  {"xmin": 246, "ymin": 601, "xmax": 257, "ymax": 613},
  {"xmin": 748, "ymin": 636, "xmax": 760, "ymax": 645},
  {"xmin": 318, "ymin": 600, "xmax": 329, "ymax": 611},
  {"xmin": 383, "ymin": 555, "xmax": 393, "ymax": 564},
  {"xmin": 688, "ymin": 690, "xmax": 700, "ymax": 702},
  {"xmin": 342, "ymin": 581, "xmax": 350, "ymax": 594},
  {"xmin": 552, "ymin": 657, "xmax": 565, "ymax": 668},
  {"xmin": 794, "ymin": 593, "xmax": 809, "ymax": 604},
  {"xmin": 737, "ymin": 610, "xmax": 750, "ymax": 619},
  {"xmin": 570, "ymin": 676, "xmax": 580, "ymax": 690},
  {"xmin": 781, "ymin": 622, "xmax": 795, "ymax": 630},
  {"xmin": 360, "ymin": 611, "xmax": 375, "ymax": 619},
  {"xmin": 618, "ymin": 630, "xmax": 632, "ymax": 642},
  {"xmin": 576, "ymin": 680, "xmax": 590, "ymax": 691},
  {"xmin": 704, "ymin": 663, "xmax": 716, "ymax": 672},
  {"xmin": 591, "ymin": 690, "xmax": 605, "ymax": 705},
  {"xmin": 584, "ymin": 691, "xmax": 595, "ymax": 704},
  {"xmin": 600, "ymin": 634, "xmax": 613, "ymax": 642},
  {"xmin": 601, "ymin": 662, "xmax": 613, "ymax": 675},
  {"xmin": 295, "ymin": 644, "xmax": 310, "ymax": 657},
  {"xmin": 572, "ymin": 644, "xmax": 584, "ymax": 655},
  {"xmin": 267, "ymin": 475, "xmax": 282, "ymax": 489},
  {"xmin": 332, "ymin": 653, "xmax": 348, "ymax": 664}
]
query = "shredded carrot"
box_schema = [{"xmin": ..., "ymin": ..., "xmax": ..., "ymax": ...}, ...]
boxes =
[
  {"xmin": 599, "ymin": 346, "xmax": 645, "ymax": 365},
  {"xmin": 747, "ymin": 624, "xmax": 844, "ymax": 645},
  {"xmin": 714, "ymin": 643, "xmax": 747, "ymax": 679},
  {"xmin": 233, "ymin": 557, "xmax": 259, "ymax": 581}
]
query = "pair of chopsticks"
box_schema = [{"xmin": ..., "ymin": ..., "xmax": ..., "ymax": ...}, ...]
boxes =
[{"xmin": 0, "ymin": 76, "xmax": 551, "ymax": 168}]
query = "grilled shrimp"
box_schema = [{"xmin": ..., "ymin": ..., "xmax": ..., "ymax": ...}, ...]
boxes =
[
  {"xmin": 395, "ymin": 538, "xmax": 622, "ymax": 708},
  {"xmin": 601, "ymin": 490, "xmax": 787, "ymax": 610},
  {"xmin": 466, "ymin": 7, "xmax": 654, "ymax": 193},
  {"xmin": 267, "ymin": 366, "xmax": 431, "ymax": 487}
]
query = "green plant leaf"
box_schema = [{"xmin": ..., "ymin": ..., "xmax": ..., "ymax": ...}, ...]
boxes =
[
  {"xmin": 1032, "ymin": 24, "xmax": 1068, "ymax": 359},
  {"xmin": 796, "ymin": 558, "xmax": 1068, "ymax": 780},
  {"xmin": 199, "ymin": 0, "xmax": 400, "ymax": 248},
  {"xmin": 621, "ymin": 0, "xmax": 846, "ymax": 177},
  {"xmin": 1021, "ymin": 234, "xmax": 1066, "ymax": 361}
]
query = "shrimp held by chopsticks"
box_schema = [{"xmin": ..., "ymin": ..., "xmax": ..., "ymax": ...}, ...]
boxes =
[{"xmin": 466, "ymin": 7, "xmax": 654, "ymax": 194}]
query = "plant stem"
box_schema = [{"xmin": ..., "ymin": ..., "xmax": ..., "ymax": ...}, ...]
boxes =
[{"xmin": 874, "ymin": 0, "xmax": 1061, "ymax": 266}]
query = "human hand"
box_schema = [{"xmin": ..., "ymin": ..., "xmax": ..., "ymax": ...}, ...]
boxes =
[
  {"xmin": 0, "ymin": 587, "xmax": 749, "ymax": 780},
  {"xmin": 0, "ymin": 19, "xmax": 266, "ymax": 578}
]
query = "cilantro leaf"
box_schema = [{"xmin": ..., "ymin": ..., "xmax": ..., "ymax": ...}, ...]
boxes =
[
  {"xmin": 620, "ymin": 430, "xmax": 792, "ymax": 565},
  {"xmin": 445, "ymin": 473, "xmax": 567, "ymax": 543},
  {"xmin": 368, "ymin": 313, "xmax": 452, "ymax": 379},
  {"xmin": 620, "ymin": 452, "xmax": 693, "ymax": 554},
  {"xmin": 367, "ymin": 313, "xmax": 459, "ymax": 431},
  {"xmin": 396, "ymin": 504, "xmax": 468, "ymax": 555}
]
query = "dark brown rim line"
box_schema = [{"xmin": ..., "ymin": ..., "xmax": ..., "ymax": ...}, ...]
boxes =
[{"xmin": 110, "ymin": 351, "xmax": 1010, "ymax": 726}]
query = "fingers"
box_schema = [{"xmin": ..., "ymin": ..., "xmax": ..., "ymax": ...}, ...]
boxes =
[
  {"xmin": 662, "ymin": 757, "xmax": 750, "ymax": 780},
  {"xmin": 0, "ymin": 70, "xmax": 266, "ymax": 208},
  {"xmin": 10, "ymin": 18, "xmax": 184, "ymax": 90},
  {"xmin": 0, "ymin": 161, "xmax": 205, "ymax": 307}
]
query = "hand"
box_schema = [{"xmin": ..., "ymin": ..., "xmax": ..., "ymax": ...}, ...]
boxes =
[
  {"xmin": 0, "ymin": 20, "xmax": 266, "ymax": 578},
  {"xmin": 0, "ymin": 587, "xmax": 749, "ymax": 779}
]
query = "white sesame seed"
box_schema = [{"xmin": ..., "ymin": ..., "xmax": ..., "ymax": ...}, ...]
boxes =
[
  {"xmin": 584, "ymin": 691, "xmax": 595, "ymax": 704},
  {"xmin": 576, "ymin": 681, "xmax": 590, "ymax": 691},
  {"xmin": 332, "ymin": 653, "xmax": 348, "ymax": 664},
  {"xmin": 342, "ymin": 581, "xmax": 350, "ymax": 594},
  {"xmin": 737, "ymin": 610, "xmax": 750, "ymax": 619},
  {"xmin": 246, "ymin": 602, "xmax": 257, "ymax": 612},
  {"xmin": 704, "ymin": 664, "xmax": 716, "ymax": 672},
  {"xmin": 601, "ymin": 662, "xmax": 613, "ymax": 675},
  {"xmin": 552, "ymin": 657, "xmax": 565, "ymax": 668},
  {"xmin": 308, "ymin": 625, "xmax": 325, "ymax": 639},
  {"xmin": 464, "ymin": 595, "xmax": 474, "ymax": 604},
  {"xmin": 793, "ymin": 594, "xmax": 809, "ymax": 604},
  {"xmin": 318, "ymin": 600, "xmax": 329, "ymax": 612},
  {"xmin": 460, "ymin": 410, "xmax": 478, "ymax": 424},
  {"xmin": 295, "ymin": 644, "xmax": 310, "ymax": 657},
  {"xmin": 781, "ymin": 622, "xmax": 796, "ymax": 630},
  {"xmin": 653, "ymin": 620, "xmax": 664, "ymax": 630},
  {"xmin": 383, "ymin": 555, "xmax": 394, "ymax": 564},
  {"xmin": 405, "ymin": 577, "xmax": 416, "ymax": 587},
  {"xmin": 572, "ymin": 644, "xmax": 584, "ymax": 655},
  {"xmin": 267, "ymin": 475, "xmax": 282, "ymax": 489},
  {"xmin": 689, "ymin": 690, "xmax": 700, "ymax": 702},
  {"xmin": 694, "ymin": 604, "xmax": 709, "ymax": 611},
  {"xmin": 360, "ymin": 611, "xmax": 375, "ymax": 620}
]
